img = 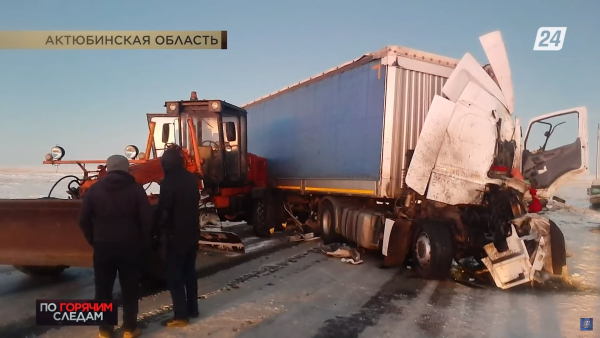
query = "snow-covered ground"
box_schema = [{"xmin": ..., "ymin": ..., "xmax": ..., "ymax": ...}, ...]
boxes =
[
  {"xmin": 0, "ymin": 170, "xmax": 160, "ymax": 199},
  {"xmin": 0, "ymin": 172, "xmax": 599, "ymax": 337}
]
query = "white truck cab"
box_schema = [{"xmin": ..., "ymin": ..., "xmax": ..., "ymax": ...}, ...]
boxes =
[
  {"xmin": 406, "ymin": 31, "xmax": 588, "ymax": 205},
  {"xmin": 401, "ymin": 31, "xmax": 586, "ymax": 289}
]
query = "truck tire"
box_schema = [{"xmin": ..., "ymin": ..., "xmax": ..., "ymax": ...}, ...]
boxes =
[
  {"xmin": 252, "ymin": 199, "xmax": 272, "ymax": 238},
  {"xmin": 411, "ymin": 219, "xmax": 454, "ymax": 280},
  {"xmin": 318, "ymin": 200, "xmax": 341, "ymax": 244},
  {"xmin": 267, "ymin": 196, "xmax": 287, "ymax": 231},
  {"xmin": 14, "ymin": 265, "xmax": 68, "ymax": 277}
]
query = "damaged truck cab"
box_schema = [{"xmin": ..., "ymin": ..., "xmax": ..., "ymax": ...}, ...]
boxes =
[
  {"xmin": 403, "ymin": 31, "xmax": 586, "ymax": 288},
  {"xmin": 244, "ymin": 31, "xmax": 587, "ymax": 289}
]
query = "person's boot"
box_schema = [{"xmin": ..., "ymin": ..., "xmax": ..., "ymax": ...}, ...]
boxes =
[
  {"xmin": 122, "ymin": 327, "xmax": 141, "ymax": 338},
  {"xmin": 98, "ymin": 326, "xmax": 114, "ymax": 338},
  {"xmin": 161, "ymin": 318, "xmax": 189, "ymax": 328},
  {"xmin": 98, "ymin": 331, "xmax": 112, "ymax": 338}
]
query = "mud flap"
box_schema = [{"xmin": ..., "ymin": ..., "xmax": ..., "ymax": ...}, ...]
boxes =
[
  {"xmin": 549, "ymin": 219, "xmax": 567, "ymax": 276},
  {"xmin": 199, "ymin": 230, "xmax": 245, "ymax": 254},
  {"xmin": 381, "ymin": 218, "xmax": 412, "ymax": 268}
]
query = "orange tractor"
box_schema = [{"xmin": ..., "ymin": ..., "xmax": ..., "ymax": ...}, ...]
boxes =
[{"xmin": 0, "ymin": 93, "xmax": 280, "ymax": 282}]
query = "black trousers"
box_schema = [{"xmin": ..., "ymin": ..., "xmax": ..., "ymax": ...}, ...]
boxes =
[
  {"xmin": 93, "ymin": 242, "xmax": 141, "ymax": 332},
  {"xmin": 165, "ymin": 243, "xmax": 198, "ymax": 320}
]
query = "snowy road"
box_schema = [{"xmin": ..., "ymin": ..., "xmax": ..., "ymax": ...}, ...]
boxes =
[
  {"xmin": 40, "ymin": 211, "xmax": 600, "ymax": 338},
  {"xmin": 1, "ymin": 172, "xmax": 599, "ymax": 337}
]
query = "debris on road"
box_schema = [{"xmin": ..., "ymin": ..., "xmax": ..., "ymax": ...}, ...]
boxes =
[
  {"xmin": 481, "ymin": 212, "xmax": 571, "ymax": 289},
  {"xmin": 289, "ymin": 232, "xmax": 319, "ymax": 242},
  {"xmin": 320, "ymin": 243, "xmax": 363, "ymax": 265}
]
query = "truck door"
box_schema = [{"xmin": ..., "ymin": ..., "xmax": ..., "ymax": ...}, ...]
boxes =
[{"xmin": 522, "ymin": 107, "xmax": 588, "ymax": 198}]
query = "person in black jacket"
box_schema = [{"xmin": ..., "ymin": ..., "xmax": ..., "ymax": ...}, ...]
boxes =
[
  {"xmin": 156, "ymin": 147, "xmax": 201, "ymax": 327},
  {"xmin": 79, "ymin": 154, "xmax": 152, "ymax": 338}
]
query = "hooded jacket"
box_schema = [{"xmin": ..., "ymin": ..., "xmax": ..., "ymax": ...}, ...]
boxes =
[
  {"xmin": 156, "ymin": 148, "xmax": 201, "ymax": 251},
  {"xmin": 78, "ymin": 170, "xmax": 153, "ymax": 247}
]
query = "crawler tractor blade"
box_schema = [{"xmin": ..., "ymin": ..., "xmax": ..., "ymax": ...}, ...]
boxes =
[
  {"xmin": 0, "ymin": 199, "xmax": 92, "ymax": 268},
  {"xmin": 199, "ymin": 229, "xmax": 245, "ymax": 254}
]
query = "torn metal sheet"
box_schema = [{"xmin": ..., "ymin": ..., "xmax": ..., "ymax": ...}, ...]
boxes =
[
  {"xmin": 480, "ymin": 31, "xmax": 515, "ymax": 114},
  {"xmin": 441, "ymin": 53, "xmax": 508, "ymax": 111},
  {"xmin": 481, "ymin": 224, "xmax": 536, "ymax": 289},
  {"xmin": 424, "ymin": 82, "xmax": 500, "ymax": 205},
  {"xmin": 404, "ymin": 95, "xmax": 456, "ymax": 196},
  {"xmin": 481, "ymin": 213, "xmax": 568, "ymax": 289},
  {"xmin": 512, "ymin": 213, "xmax": 555, "ymax": 274},
  {"xmin": 513, "ymin": 116, "xmax": 523, "ymax": 171}
]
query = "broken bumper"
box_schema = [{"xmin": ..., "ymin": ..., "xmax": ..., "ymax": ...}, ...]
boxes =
[{"xmin": 481, "ymin": 213, "xmax": 568, "ymax": 289}]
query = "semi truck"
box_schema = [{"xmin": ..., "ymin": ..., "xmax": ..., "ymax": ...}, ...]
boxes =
[{"xmin": 243, "ymin": 31, "xmax": 588, "ymax": 289}]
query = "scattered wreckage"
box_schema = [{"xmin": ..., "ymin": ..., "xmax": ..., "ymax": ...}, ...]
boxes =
[{"xmin": 243, "ymin": 31, "xmax": 588, "ymax": 290}]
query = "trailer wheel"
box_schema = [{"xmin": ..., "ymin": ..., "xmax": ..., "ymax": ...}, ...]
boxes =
[
  {"xmin": 14, "ymin": 265, "xmax": 68, "ymax": 277},
  {"xmin": 318, "ymin": 200, "xmax": 341, "ymax": 244},
  {"xmin": 411, "ymin": 219, "xmax": 454, "ymax": 280},
  {"xmin": 252, "ymin": 199, "xmax": 273, "ymax": 238}
]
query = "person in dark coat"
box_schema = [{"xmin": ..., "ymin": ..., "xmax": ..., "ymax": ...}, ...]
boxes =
[
  {"xmin": 156, "ymin": 147, "xmax": 201, "ymax": 327},
  {"xmin": 79, "ymin": 154, "xmax": 153, "ymax": 338}
]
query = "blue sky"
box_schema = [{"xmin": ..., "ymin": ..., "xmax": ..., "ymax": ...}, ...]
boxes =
[{"xmin": 0, "ymin": 0, "xmax": 598, "ymax": 175}]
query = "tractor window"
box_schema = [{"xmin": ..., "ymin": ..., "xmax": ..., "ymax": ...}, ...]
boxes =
[
  {"xmin": 199, "ymin": 116, "xmax": 220, "ymax": 145},
  {"xmin": 222, "ymin": 116, "xmax": 239, "ymax": 147},
  {"xmin": 150, "ymin": 117, "xmax": 178, "ymax": 157}
]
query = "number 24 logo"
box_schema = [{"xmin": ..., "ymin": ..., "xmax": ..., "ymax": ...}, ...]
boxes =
[{"xmin": 534, "ymin": 27, "xmax": 567, "ymax": 51}]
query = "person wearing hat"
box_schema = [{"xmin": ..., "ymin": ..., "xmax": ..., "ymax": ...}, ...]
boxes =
[
  {"xmin": 79, "ymin": 154, "xmax": 153, "ymax": 338},
  {"xmin": 154, "ymin": 147, "xmax": 201, "ymax": 327}
]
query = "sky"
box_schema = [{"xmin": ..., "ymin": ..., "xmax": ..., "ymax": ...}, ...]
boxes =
[{"xmin": 0, "ymin": 0, "xmax": 598, "ymax": 175}]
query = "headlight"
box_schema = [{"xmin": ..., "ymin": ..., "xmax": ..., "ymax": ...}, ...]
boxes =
[
  {"xmin": 138, "ymin": 152, "xmax": 146, "ymax": 160},
  {"xmin": 50, "ymin": 146, "xmax": 65, "ymax": 161},
  {"xmin": 225, "ymin": 145, "xmax": 232, "ymax": 152},
  {"xmin": 124, "ymin": 145, "xmax": 139, "ymax": 159}
]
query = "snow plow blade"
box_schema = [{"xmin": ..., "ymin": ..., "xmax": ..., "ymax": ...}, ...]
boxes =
[
  {"xmin": 199, "ymin": 229, "xmax": 245, "ymax": 254},
  {"xmin": 0, "ymin": 199, "xmax": 246, "ymax": 272},
  {"xmin": 0, "ymin": 199, "xmax": 92, "ymax": 267}
]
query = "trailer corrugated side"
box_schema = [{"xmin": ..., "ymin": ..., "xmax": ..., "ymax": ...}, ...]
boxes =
[{"xmin": 244, "ymin": 46, "xmax": 459, "ymax": 199}]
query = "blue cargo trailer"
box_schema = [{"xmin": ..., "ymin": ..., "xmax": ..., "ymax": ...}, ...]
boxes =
[
  {"xmin": 241, "ymin": 45, "xmax": 461, "ymax": 276},
  {"xmin": 244, "ymin": 46, "xmax": 458, "ymax": 199}
]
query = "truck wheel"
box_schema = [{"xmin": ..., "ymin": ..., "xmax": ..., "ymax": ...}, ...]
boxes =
[
  {"xmin": 219, "ymin": 212, "xmax": 244, "ymax": 222},
  {"xmin": 267, "ymin": 196, "xmax": 287, "ymax": 231},
  {"xmin": 411, "ymin": 219, "xmax": 454, "ymax": 280},
  {"xmin": 14, "ymin": 265, "xmax": 68, "ymax": 277},
  {"xmin": 318, "ymin": 200, "xmax": 340, "ymax": 244},
  {"xmin": 252, "ymin": 199, "xmax": 273, "ymax": 238}
]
